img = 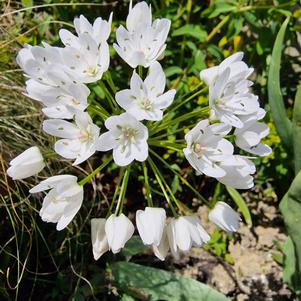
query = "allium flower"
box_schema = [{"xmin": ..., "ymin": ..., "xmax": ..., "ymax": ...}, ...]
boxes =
[
  {"xmin": 113, "ymin": 1, "xmax": 171, "ymax": 68},
  {"xmin": 208, "ymin": 201, "xmax": 241, "ymax": 232},
  {"xmin": 200, "ymin": 52, "xmax": 253, "ymax": 87},
  {"xmin": 43, "ymin": 112, "xmax": 100, "ymax": 165},
  {"xmin": 60, "ymin": 33, "xmax": 110, "ymax": 83},
  {"xmin": 200, "ymin": 52, "xmax": 260, "ymax": 128},
  {"xmin": 136, "ymin": 207, "xmax": 166, "ymax": 246},
  {"xmin": 217, "ymin": 155, "xmax": 256, "ymax": 189},
  {"xmin": 234, "ymin": 109, "xmax": 272, "ymax": 156},
  {"xmin": 167, "ymin": 216, "xmax": 210, "ymax": 259},
  {"xmin": 105, "ymin": 213, "xmax": 135, "ymax": 254},
  {"xmin": 59, "ymin": 13, "xmax": 113, "ymax": 48},
  {"xmin": 116, "ymin": 62, "xmax": 176, "ymax": 121},
  {"xmin": 183, "ymin": 119, "xmax": 233, "ymax": 178},
  {"xmin": 7, "ymin": 146, "xmax": 45, "ymax": 180},
  {"xmin": 91, "ymin": 218, "xmax": 109, "ymax": 260},
  {"xmin": 96, "ymin": 112, "xmax": 149, "ymax": 166},
  {"xmin": 25, "ymin": 79, "xmax": 89, "ymax": 119},
  {"xmin": 29, "ymin": 175, "xmax": 83, "ymax": 231}
]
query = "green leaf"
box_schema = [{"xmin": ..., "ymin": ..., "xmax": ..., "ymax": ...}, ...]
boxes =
[
  {"xmin": 226, "ymin": 187, "xmax": 252, "ymax": 226},
  {"xmin": 21, "ymin": 0, "xmax": 33, "ymax": 8},
  {"xmin": 172, "ymin": 24, "xmax": 207, "ymax": 42},
  {"xmin": 164, "ymin": 66, "xmax": 183, "ymax": 77},
  {"xmin": 267, "ymin": 17, "xmax": 292, "ymax": 151},
  {"xmin": 280, "ymin": 170, "xmax": 301, "ymax": 296},
  {"xmin": 293, "ymin": 84, "xmax": 301, "ymax": 175},
  {"xmin": 111, "ymin": 262, "xmax": 229, "ymax": 301}
]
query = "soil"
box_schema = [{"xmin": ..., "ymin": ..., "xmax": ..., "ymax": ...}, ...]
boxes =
[{"xmin": 169, "ymin": 193, "xmax": 293, "ymax": 300}]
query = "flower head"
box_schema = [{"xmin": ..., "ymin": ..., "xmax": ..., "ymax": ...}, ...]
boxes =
[
  {"xmin": 91, "ymin": 218, "xmax": 109, "ymax": 260},
  {"xmin": 7, "ymin": 146, "xmax": 45, "ymax": 180},
  {"xmin": 234, "ymin": 109, "xmax": 272, "ymax": 156},
  {"xmin": 167, "ymin": 216, "xmax": 210, "ymax": 259},
  {"xmin": 113, "ymin": 1, "xmax": 170, "ymax": 68},
  {"xmin": 183, "ymin": 119, "xmax": 233, "ymax": 178},
  {"xmin": 105, "ymin": 213, "xmax": 134, "ymax": 254},
  {"xmin": 209, "ymin": 201, "xmax": 241, "ymax": 232},
  {"xmin": 96, "ymin": 112, "xmax": 149, "ymax": 166},
  {"xmin": 43, "ymin": 112, "xmax": 100, "ymax": 165},
  {"xmin": 136, "ymin": 207, "xmax": 166, "ymax": 246},
  {"xmin": 29, "ymin": 175, "xmax": 83, "ymax": 230},
  {"xmin": 116, "ymin": 62, "xmax": 175, "ymax": 121}
]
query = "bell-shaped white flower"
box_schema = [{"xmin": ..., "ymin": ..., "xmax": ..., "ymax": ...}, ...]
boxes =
[
  {"xmin": 200, "ymin": 52, "xmax": 253, "ymax": 87},
  {"xmin": 113, "ymin": 1, "xmax": 170, "ymax": 68},
  {"xmin": 152, "ymin": 227, "xmax": 169, "ymax": 261},
  {"xmin": 59, "ymin": 13, "xmax": 112, "ymax": 48},
  {"xmin": 216, "ymin": 155, "xmax": 255, "ymax": 189},
  {"xmin": 136, "ymin": 207, "xmax": 166, "ymax": 246},
  {"xmin": 183, "ymin": 119, "xmax": 233, "ymax": 178},
  {"xmin": 96, "ymin": 112, "xmax": 148, "ymax": 166},
  {"xmin": 116, "ymin": 62, "xmax": 176, "ymax": 121},
  {"xmin": 7, "ymin": 146, "xmax": 45, "ymax": 180},
  {"xmin": 208, "ymin": 201, "xmax": 241, "ymax": 232},
  {"xmin": 91, "ymin": 218, "xmax": 109, "ymax": 260},
  {"xmin": 234, "ymin": 109, "xmax": 272, "ymax": 156},
  {"xmin": 29, "ymin": 175, "xmax": 83, "ymax": 231},
  {"xmin": 25, "ymin": 79, "xmax": 89, "ymax": 119},
  {"xmin": 43, "ymin": 112, "xmax": 100, "ymax": 165},
  {"xmin": 167, "ymin": 216, "xmax": 210, "ymax": 259},
  {"xmin": 60, "ymin": 33, "xmax": 110, "ymax": 83},
  {"xmin": 105, "ymin": 213, "xmax": 134, "ymax": 254}
]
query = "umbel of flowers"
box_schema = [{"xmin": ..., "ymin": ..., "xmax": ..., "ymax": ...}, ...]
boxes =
[{"xmin": 8, "ymin": 1, "xmax": 271, "ymax": 260}]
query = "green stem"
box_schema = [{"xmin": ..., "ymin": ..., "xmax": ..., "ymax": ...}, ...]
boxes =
[
  {"xmin": 148, "ymin": 140, "xmax": 185, "ymax": 151},
  {"xmin": 78, "ymin": 156, "xmax": 112, "ymax": 186},
  {"xmin": 104, "ymin": 71, "xmax": 117, "ymax": 94},
  {"xmin": 115, "ymin": 166, "xmax": 131, "ymax": 215},
  {"xmin": 106, "ymin": 168, "xmax": 125, "ymax": 218},
  {"xmin": 149, "ymin": 107, "xmax": 210, "ymax": 136},
  {"xmin": 206, "ymin": 15, "xmax": 230, "ymax": 43},
  {"xmin": 147, "ymin": 157, "xmax": 178, "ymax": 217},
  {"xmin": 142, "ymin": 162, "xmax": 153, "ymax": 207},
  {"xmin": 169, "ymin": 86, "xmax": 207, "ymax": 113},
  {"xmin": 138, "ymin": 65, "xmax": 143, "ymax": 78},
  {"xmin": 88, "ymin": 105, "xmax": 109, "ymax": 120},
  {"xmin": 98, "ymin": 81, "xmax": 118, "ymax": 112},
  {"xmin": 149, "ymin": 149, "xmax": 209, "ymax": 206}
]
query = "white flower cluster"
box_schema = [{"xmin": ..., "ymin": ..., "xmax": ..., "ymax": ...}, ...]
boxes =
[
  {"xmin": 7, "ymin": 1, "xmax": 272, "ymax": 261},
  {"xmin": 184, "ymin": 53, "xmax": 272, "ymax": 189}
]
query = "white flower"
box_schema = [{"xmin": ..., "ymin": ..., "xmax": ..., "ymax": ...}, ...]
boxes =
[
  {"xmin": 208, "ymin": 201, "xmax": 241, "ymax": 232},
  {"xmin": 136, "ymin": 207, "xmax": 166, "ymax": 246},
  {"xmin": 183, "ymin": 119, "xmax": 233, "ymax": 178},
  {"xmin": 216, "ymin": 155, "xmax": 256, "ymax": 189},
  {"xmin": 116, "ymin": 62, "xmax": 175, "ymax": 121},
  {"xmin": 7, "ymin": 146, "xmax": 45, "ymax": 180},
  {"xmin": 200, "ymin": 52, "xmax": 253, "ymax": 87},
  {"xmin": 167, "ymin": 216, "xmax": 210, "ymax": 259},
  {"xmin": 25, "ymin": 79, "xmax": 89, "ymax": 119},
  {"xmin": 60, "ymin": 33, "xmax": 110, "ymax": 83},
  {"xmin": 235, "ymin": 109, "xmax": 272, "ymax": 156},
  {"xmin": 91, "ymin": 218, "xmax": 109, "ymax": 260},
  {"xmin": 200, "ymin": 52, "xmax": 260, "ymax": 128},
  {"xmin": 43, "ymin": 112, "xmax": 100, "ymax": 165},
  {"xmin": 29, "ymin": 175, "xmax": 83, "ymax": 231},
  {"xmin": 59, "ymin": 13, "xmax": 113, "ymax": 48},
  {"xmin": 113, "ymin": 1, "xmax": 170, "ymax": 68},
  {"xmin": 105, "ymin": 213, "xmax": 134, "ymax": 254},
  {"xmin": 152, "ymin": 227, "xmax": 169, "ymax": 261},
  {"xmin": 96, "ymin": 112, "xmax": 149, "ymax": 166}
]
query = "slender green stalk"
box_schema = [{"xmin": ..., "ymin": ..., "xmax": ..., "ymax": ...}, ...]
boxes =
[
  {"xmin": 148, "ymin": 140, "xmax": 185, "ymax": 152},
  {"xmin": 98, "ymin": 82, "xmax": 117, "ymax": 112},
  {"xmin": 78, "ymin": 156, "xmax": 112, "ymax": 186},
  {"xmin": 149, "ymin": 149, "xmax": 209, "ymax": 206},
  {"xmin": 138, "ymin": 66, "xmax": 143, "ymax": 78},
  {"xmin": 88, "ymin": 106, "xmax": 109, "ymax": 120},
  {"xmin": 115, "ymin": 166, "xmax": 131, "ymax": 215},
  {"xmin": 169, "ymin": 86, "xmax": 207, "ymax": 113},
  {"xmin": 206, "ymin": 15, "xmax": 230, "ymax": 42},
  {"xmin": 149, "ymin": 107, "xmax": 210, "ymax": 136},
  {"xmin": 142, "ymin": 162, "xmax": 153, "ymax": 207},
  {"xmin": 106, "ymin": 168, "xmax": 125, "ymax": 218},
  {"xmin": 104, "ymin": 71, "xmax": 117, "ymax": 94},
  {"xmin": 147, "ymin": 157, "xmax": 178, "ymax": 216}
]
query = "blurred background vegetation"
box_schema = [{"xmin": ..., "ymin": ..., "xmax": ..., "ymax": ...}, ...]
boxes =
[{"xmin": 0, "ymin": 0, "xmax": 301, "ymax": 300}]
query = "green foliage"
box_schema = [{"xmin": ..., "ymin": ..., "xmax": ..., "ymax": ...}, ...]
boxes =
[
  {"xmin": 111, "ymin": 262, "xmax": 229, "ymax": 301},
  {"xmin": 292, "ymin": 85, "xmax": 301, "ymax": 174}
]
